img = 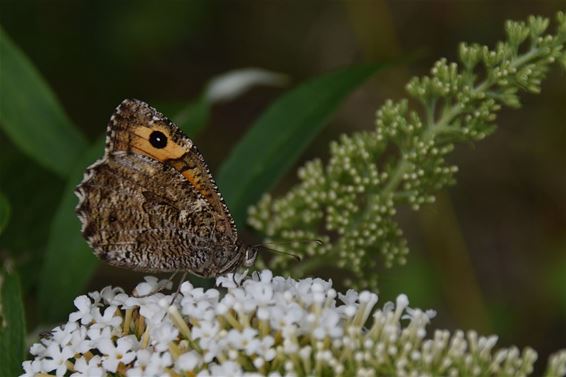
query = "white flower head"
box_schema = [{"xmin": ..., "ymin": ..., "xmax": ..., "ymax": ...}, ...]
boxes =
[
  {"xmin": 41, "ymin": 343, "xmax": 74, "ymax": 377},
  {"xmin": 97, "ymin": 335, "xmax": 137, "ymax": 373},
  {"xmin": 69, "ymin": 295, "xmax": 94, "ymax": 324},
  {"xmin": 177, "ymin": 351, "xmax": 202, "ymax": 371},
  {"xmin": 21, "ymin": 270, "xmax": 548, "ymax": 376},
  {"xmin": 70, "ymin": 355, "xmax": 104, "ymax": 377}
]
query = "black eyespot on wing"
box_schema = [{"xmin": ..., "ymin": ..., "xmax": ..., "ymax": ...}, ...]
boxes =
[{"xmin": 149, "ymin": 130, "xmax": 168, "ymax": 148}]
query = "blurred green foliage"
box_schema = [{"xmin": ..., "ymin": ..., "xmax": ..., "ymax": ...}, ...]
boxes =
[
  {"xmin": 0, "ymin": 1, "xmax": 565, "ymax": 374},
  {"xmin": 174, "ymin": 93, "xmax": 211, "ymax": 137},
  {"xmin": 0, "ymin": 192, "xmax": 9, "ymax": 235},
  {"xmin": 0, "ymin": 268, "xmax": 26, "ymax": 377},
  {"xmin": 0, "ymin": 2, "xmax": 386, "ymax": 326},
  {"xmin": 218, "ymin": 64, "xmax": 385, "ymax": 227},
  {"xmin": 248, "ymin": 14, "xmax": 566, "ymax": 296},
  {"xmin": 38, "ymin": 140, "xmax": 103, "ymax": 322},
  {"xmin": 0, "ymin": 27, "xmax": 87, "ymax": 177}
]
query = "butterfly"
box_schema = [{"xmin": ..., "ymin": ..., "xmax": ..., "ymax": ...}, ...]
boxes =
[{"xmin": 74, "ymin": 99, "xmax": 259, "ymax": 277}]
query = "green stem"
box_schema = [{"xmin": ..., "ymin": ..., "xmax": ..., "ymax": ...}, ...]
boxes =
[
  {"xmin": 296, "ymin": 36, "xmax": 558, "ymax": 278},
  {"xmin": 383, "ymin": 44, "xmax": 544, "ymax": 197}
]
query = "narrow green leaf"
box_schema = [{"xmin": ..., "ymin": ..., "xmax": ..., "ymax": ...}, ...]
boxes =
[
  {"xmin": 0, "ymin": 26, "xmax": 88, "ymax": 178},
  {"xmin": 174, "ymin": 93, "xmax": 210, "ymax": 137},
  {"xmin": 0, "ymin": 268, "xmax": 26, "ymax": 377},
  {"xmin": 0, "ymin": 192, "xmax": 9, "ymax": 235},
  {"xmin": 217, "ymin": 64, "xmax": 386, "ymax": 227},
  {"xmin": 38, "ymin": 139, "xmax": 104, "ymax": 322},
  {"xmin": 173, "ymin": 68, "xmax": 288, "ymax": 137},
  {"xmin": 0, "ymin": 140, "xmax": 65, "ymax": 293}
]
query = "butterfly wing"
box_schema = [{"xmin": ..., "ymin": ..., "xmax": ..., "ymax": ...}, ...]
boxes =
[
  {"xmin": 75, "ymin": 152, "xmax": 237, "ymax": 276},
  {"xmin": 75, "ymin": 99, "xmax": 239, "ymax": 276},
  {"xmin": 105, "ymin": 98, "xmax": 236, "ymax": 239}
]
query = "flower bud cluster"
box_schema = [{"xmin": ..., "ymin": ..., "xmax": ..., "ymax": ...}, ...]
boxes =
[{"xmin": 248, "ymin": 13, "xmax": 566, "ymax": 288}]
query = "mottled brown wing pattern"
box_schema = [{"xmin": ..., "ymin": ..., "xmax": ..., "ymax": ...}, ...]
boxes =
[
  {"xmin": 105, "ymin": 98, "xmax": 236, "ymax": 238},
  {"xmin": 74, "ymin": 99, "xmax": 246, "ymax": 277},
  {"xmin": 75, "ymin": 152, "xmax": 237, "ymax": 276}
]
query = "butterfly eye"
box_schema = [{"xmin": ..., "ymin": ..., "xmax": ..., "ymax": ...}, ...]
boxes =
[{"xmin": 149, "ymin": 131, "xmax": 168, "ymax": 149}]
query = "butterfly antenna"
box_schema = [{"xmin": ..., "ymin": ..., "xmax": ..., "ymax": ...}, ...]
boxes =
[
  {"xmin": 260, "ymin": 238, "xmax": 324, "ymax": 248},
  {"xmin": 259, "ymin": 245, "xmax": 302, "ymax": 262},
  {"xmin": 251, "ymin": 239, "xmax": 323, "ymax": 262}
]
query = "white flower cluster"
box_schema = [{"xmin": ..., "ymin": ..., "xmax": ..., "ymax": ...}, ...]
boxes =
[{"xmin": 22, "ymin": 271, "xmax": 566, "ymax": 376}]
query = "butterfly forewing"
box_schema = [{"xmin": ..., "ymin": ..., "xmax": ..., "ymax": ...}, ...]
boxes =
[{"xmin": 107, "ymin": 99, "xmax": 236, "ymax": 235}]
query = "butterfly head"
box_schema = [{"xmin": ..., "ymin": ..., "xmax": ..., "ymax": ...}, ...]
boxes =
[
  {"xmin": 218, "ymin": 243, "xmax": 259, "ymax": 275},
  {"xmin": 243, "ymin": 245, "xmax": 260, "ymax": 267}
]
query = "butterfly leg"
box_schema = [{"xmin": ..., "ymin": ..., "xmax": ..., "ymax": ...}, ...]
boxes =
[
  {"xmin": 171, "ymin": 271, "xmax": 189, "ymax": 305},
  {"xmin": 231, "ymin": 272, "xmax": 239, "ymax": 287},
  {"xmin": 252, "ymin": 270, "xmax": 260, "ymax": 281},
  {"xmin": 232, "ymin": 268, "xmax": 252, "ymax": 287}
]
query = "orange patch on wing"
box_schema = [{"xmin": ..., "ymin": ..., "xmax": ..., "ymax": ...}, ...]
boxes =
[
  {"xmin": 130, "ymin": 126, "xmax": 187, "ymax": 161},
  {"xmin": 166, "ymin": 158, "xmax": 210, "ymax": 199},
  {"xmin": 181, "ymin": 169, "xmax": 211, "ymax": 199}
]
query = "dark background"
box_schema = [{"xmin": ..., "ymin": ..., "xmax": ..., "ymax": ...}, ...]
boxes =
[{"xmin": 1, "ymin": 0, "xmax": 565, "ymax": 367}]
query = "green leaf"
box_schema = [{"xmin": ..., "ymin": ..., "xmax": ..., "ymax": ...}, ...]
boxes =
[
  {"xmin": 217, "ymin": 64, "xmax": 386, "ymax": 227},
  {"xmin": 0, "ymin": 140, "xmax": 65, "ymax": 293},
  {"xmin": 174, "ymin": 93, "xmax": 210, "ymax": 137},
  {"xmin": 173, "ymin": 68, "xmax": 288, "ymax": 137},
  {"xmin": 0, "ymin": 268, "xmax": 26, "ymax": 377},
  {"xmin": 0, "ymin": 192, "xmax": 9, "ymax": 235},
  {"xmin": 0, "ymin": 26, "xmax": 88, "ymax": 178},
  {"xmin": 38, "ymin": 139, "xmax": 104, "ymax": 322}
]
